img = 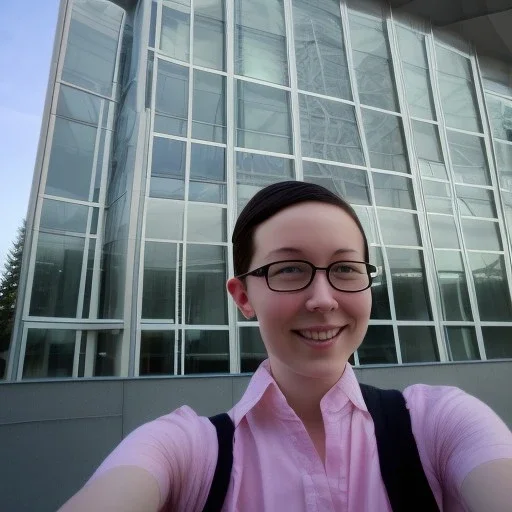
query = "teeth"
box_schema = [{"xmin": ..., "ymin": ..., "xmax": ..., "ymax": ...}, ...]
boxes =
[{"xmin": 299, "ymin": 328, "xmax": 341, "ymax": 341}]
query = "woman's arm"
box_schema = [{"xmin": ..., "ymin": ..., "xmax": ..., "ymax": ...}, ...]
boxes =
[{"xmin": 57, "ymin": 467, "xmax": 161, "ymax": 512}]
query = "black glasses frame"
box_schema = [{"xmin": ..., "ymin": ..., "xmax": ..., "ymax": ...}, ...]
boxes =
[{"xmin": 236, "ymin": 259, "xmax": 379, "ymax": 293}]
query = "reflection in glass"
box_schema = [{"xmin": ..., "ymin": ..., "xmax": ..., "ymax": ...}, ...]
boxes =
[
  {"xmin": 412, "ymin": 121, "xmax": 447, "ymax": 179},
  {"xmin": 40, "ymin": 199, "xmax": 88, "ymax": 234},
  {"xmin": 160, "ymin": 0, "xmax": 191, "ymax": 62},
  {"xmin": 142, "ymin": 242, "xmax": 179, "ymax": 319},
  {"xmin": 303, "ymin": 161, "xmax": 370, "ymax": 205},
  {"xmin": 485, "ymin": 93, "xmax": 512, "ymax": 141},
  {"xmin": 57, "ymin": 84, "xmax": 101, "ymax": 125},
  {"xmin": 372, "ymin": 173, "xmax": 415, "ymax": 209},
  {"xmin": 235, "ymin": 0, "xmax": 288, "ymax": 85},
  {"xmin": 469, "ymin": 253, "xmax": 512, "ymax": 321},
  {"xmin": 358, "ymin": 325, "xmax": 396, "ymax": 364},
  {"xmin": 149, "ymin": 0, "xmax": 157, "ymax": 47},
  {"xmin": 428, "ymin": 214, "xmax": 460, "ymax": 249},
  {"xmin": 236, "ymin": 81, "xmax": 292, "ymax": 153},
  {"xmin": 99, "ymin": 239, "xmax": 126, "ymax": 320},
  {"xmin": 93, "ymin": 330, "xmax": 122, "ymax": 377},
  {"xmin": 362, "ymin": 110, "xmax": 408, "ymax": 172},
  {"xmin": 434, "ymin": 250, "xmax": 472, "ymax": 321},
  {"xmin": 46, "ymin": 118, "xmax": 97, "ymax": 201},
  {"xmin": 185, "ymin": 330, "xmax": 229, "ymax": 373},
  {"xmin": 140, "ymin": 331, "xmax": 175, "ymax": 375},
  {"xmin": 456, "ymin": 185, "xmax": 496, "ymax": 218},
  {"xmin": 399, "ymin": 326, "xmax": 439, "ymax": 363},
  {"xmin": 494, "ymin": 141, "xmax": 512, "ymax": 191},
  {"xmin": 423, "ymin": 180, "xmax": 453, "ymax": 214},
  {"xmin": 82, "ymin": 239, "xmax": 96, "ymax": 318},
  {"xmin": 190, "ymin": 144, "xmax": 226, "ymax": 203},
  {"xmin": 379, "ymin": 210, "xmax": 420, "ymax": 246},
  {"xmin": 445, "ymin": 327, "xmax": 480, "ymax": 361},
  {"xmin": 194, "ymin": 0, "xmax": 226, "ymax": 70},
  {"xmin": 349, "ymin": 14, "xmax": 397, "ymax": 111},
  {"xmin": 240, "ymin": 327, "xmax": 267, "ymax": 372},
  {"xmin": 30, "ymin": 233, "xmax": 84, "ymax": 317},
  {"xmin": 192, "ymin": 71, "xmax": 226, "ymax": 143},
  {"xmin": 462, "ymin": 219, "xmax": 502, "ymax": 251},
  {"xmin": 146, "ymin": 199, "xmax": 184, "ymax": 240},
  {"xmin": 448, "ymin": 131, "xmax": 490, "ymax": 186},
  {"xmin": 185, "ymin": 245, "xmax": 227, "ymax": 324},
  {"xmin": 187, "ymin": 204, "xmax": 227, "ymax": 243},
  {"xmin": 482, "ymin": 327, "xmax": 512, "ymax": 359},
  {"xmin": 23, "ymin": 329, "xmax": 75, "ymax": 379},
  {"xmin": 387, "ymin": 248, "xmax": 432, "ymax": 320},
  {"xmin": 293, "ymin": 0, "xmax": 351, "ymax": 99},
  {"xmin": 370, "ymin": 247, "xmax": 391, "ymax": 319},
  {"xmin": 300, "ymin": 95, "xmax": 364, "ymax": 165},
  {"xmin": 155, "ymin": 60, "xmax": 189, "ymax": 136},
  {"xmin": 150, "ymin": 137, "xmax": 186, "ymax": 199}
]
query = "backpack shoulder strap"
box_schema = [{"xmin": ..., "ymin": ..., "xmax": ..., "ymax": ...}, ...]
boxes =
[
  {"xmin": 359, "ymin": 383, "xmax": 439, "ymax": 512},
  {"xmin": 202, "ymin": 413, "xmax": 235, "ymax": 512}
]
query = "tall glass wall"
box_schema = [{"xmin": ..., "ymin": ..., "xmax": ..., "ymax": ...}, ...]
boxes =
[{"xmin": 10, "ymin": 0, "xmax": 512, "ymax": 380}]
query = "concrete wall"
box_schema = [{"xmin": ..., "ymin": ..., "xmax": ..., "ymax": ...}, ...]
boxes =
[{"xmin": 1, "ymin": 361, "xmax": 511, "ymax": 512}]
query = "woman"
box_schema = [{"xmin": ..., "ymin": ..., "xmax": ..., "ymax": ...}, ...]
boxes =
[{"xmin": 59, "ymin": 181, "xmax": 512, "ymax": 511}]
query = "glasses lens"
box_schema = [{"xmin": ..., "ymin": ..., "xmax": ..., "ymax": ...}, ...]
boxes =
[
  {"xmin": 329, "ymin": 261, "xmax": 370, "ymax": 291},
  {"xmin": 267, "ymin": 261, "xmax": 313, "ymax": 291}
]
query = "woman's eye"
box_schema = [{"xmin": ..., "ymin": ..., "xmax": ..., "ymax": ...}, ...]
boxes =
[{"xmin": 277, "ymin": 266, "xmax": 302, "ymax": 274}]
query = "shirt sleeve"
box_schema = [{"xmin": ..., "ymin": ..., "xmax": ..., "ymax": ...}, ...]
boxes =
[
  {"xmin": 88, "ymin": 406, "xmax": 218, "ymax": 511},
  {"xmin": 404, "ymin": 384, "xmax": 512, "ymax": 497}
]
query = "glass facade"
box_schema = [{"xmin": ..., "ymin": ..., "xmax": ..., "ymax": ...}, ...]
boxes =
[{"xmin": 5, "ymin": 0, "xmax": 512, "ymax": 380}]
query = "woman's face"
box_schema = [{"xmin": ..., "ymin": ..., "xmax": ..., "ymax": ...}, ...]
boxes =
[{"xmin": 228, "ymin": 201, "xmax": 372, "ymax": 384}]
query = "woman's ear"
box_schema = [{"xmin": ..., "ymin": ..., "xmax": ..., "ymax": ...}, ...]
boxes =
[{"xmin": 226, "ymin": 278, "xmax": 255, "ymax": 319}]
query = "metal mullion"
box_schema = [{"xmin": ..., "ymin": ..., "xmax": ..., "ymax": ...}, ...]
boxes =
[
  {"xmin": 295, "ymin": 88, "xmax": 356, "ymax": 107},
  {"xmin": 155, "ymin": 0, "xmax": 163, "ymax": 53},
  {"xmin": 15, "ymin": 325, "xmax": 29, "ymax": 380},
  {"xmin": 55, "ymin": 0, "xmax": 73, "ymax": 86},
  {"xmin": 153, "ymin": 132, "xmax": 188, "ymax": 142},
  {"xmin": 72, "ymin": 330, "xmax": 82, "ymax": 378},
  {"xmin": 233, "ymin": 74, "xmax": 291, "ymax": 92},
  {"xmin": 190, "ymin": 138, "xmax": 226, "ymax": 148},
  {"xmin": 110, "ymin": 10, "xmax": 126, "ymax": 98},
  {"xmin": 58, "ymin": 81, "xmax": 116, "ymax": 103},
  {"xmin": 483, "ymin": 88, "xmax": 512, "ymax": 103},
  {"xmin": 234, "ymin": 147, "xmax": 295, "ymax": 160},
  {"xmin": 444, "ymin": 126, "xmax": 486, "ymax": 138},
  {"xmin": 302, "ymin": 156, "xmax": 367, "ymax": 171},
  {"xmin": 409, "ymin": 116, "xmax": 438, "ymax": 125},
  {"xmin": 42, "ymin": 195, "xmax": 98, "ymax": 207}
]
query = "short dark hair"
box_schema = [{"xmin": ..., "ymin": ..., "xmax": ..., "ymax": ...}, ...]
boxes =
[{"xmin": 232, "ymin": 181, "xmax": 369, "ymax": 276}]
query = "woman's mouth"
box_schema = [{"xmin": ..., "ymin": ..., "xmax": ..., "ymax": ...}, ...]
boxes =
[{"xmin": 297, "ymin": 328, "xmax": 342, "ymax": 341}]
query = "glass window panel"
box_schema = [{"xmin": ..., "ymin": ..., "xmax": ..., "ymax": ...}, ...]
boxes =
[
  {"xmin": 503, "ymin": 191, "xmax": 512, "ymax": 232},
  {"xmin": 185, "ymin": 245, "xmax": 227, "ymax": 324},
  {"xmin": 387, "ymin": 248, "xmax": 432, "ymax": 320},
  {"xmin": 91, "ymin": 208, "xmax": 99, "ymax": 235},
  {"xmin": 412, "ymin": 121, "xmax": 447, "ymax": 179},
  {"xmin": 434, "ymin": 250, "xmax": 472, "ymax": 321},
  {"xmin": 428, "ymin": 214, "xmax": 460, "ymax": 249},
  {"xmin": 149, "ymin": 0, "xmax": 157, "ymax": 47},
  {"xmin": 494, "ymin": 142, "xmax": 512, "ymax": 191},
  {"xmin": 236, "ymin": 81, "xmax": 292, "ymax": 154},
  {"xmin": 447, "ymin": 131, "xmax": 490, "ymax": 186},
  {"xmin": 240, "ymin": 327, "xmax": 267, "ymax": 372},
  {"xmin": 22, "ymin": 329, "xmax": 75, "ymax": 379},
  {"xmin": 479, "ymin": 55, "xmax": 512, "ymax": 97},
  {"xmin": 358, "ymin": 325, "xmax": 396, "ymax": 365},
  {"xmin": 40, "ymin": 199, "xmax": 89, "ymax": 234},
  {"xmin": 370, "ymin": 247, "xmax": 391, "ymax": 319},
  {"xmin": 57, "ymin": 85, "xmax": 101, "ymax": 125},
  {"xmin": 469, "ymin": 253, "xmax": 512, "ymax": 321},
  {"xmin": 99, "ymin": 239, "xmax": 126, "ymax": 320},
  {"xmin": 362, "ymin": 110, "xmax": 408, "ymax": 172},
  {"xmin": 82, "ymin": 239, "xmax": 96, "ymax": 318},
  {"xmin": 379, "ymin": 210, "xmax": 420, "ymax": 246},
  {"xmin": 349, "ymin": 14, "xmax": 398, "ymax": 111},
  {"xmin": 140, "ymin": 331, "xmax": 175, "ymax": 375},
  {"xmin": 399, "ymin": 326, "xmax": 439, "ymax": 363},
  {"xmin": 436, "ymin": 45, "xmax": 472, "ymax": 79},
  {"xmin": 155, "ymin": 60, "xmax": 189, "ymax": 136},
  {"xmin": 396, "ymin": 26, "xmax": 427, "ymax": 68},
  {"xmin": 235, "ymin": 0, "xmax": 288, "ymax": 85},
  {"xmin": 423, "ymin": 180, "xmax": 453, "ymax": 214},
  {"xmin": 462, "ymin": 219, "xmax": 502, "ymax": 251},
  {"xmin": 445, "ymin": 327, "xmax": 480, "ymax": 361},
  {"xmin": 401, "ymin": 64, "xmax": 436, "ymax": 120},
  {"xmin": 372, "ymin": 173, "xmax": 415, "ymax": 209},
  {"xmin": 146, "ymin": 199, "xmax": 184, "ymax": 240},
  {"xmin": 300, "ymin": 95, "xmax": 364, "ymax": 165},
  {"xmin": 303, "ymin": 161, "xmax": 370, "ymax": 205},
  {"xmin": 45, "ymin": 118, "xmax": 97, "ymax": 201},
  {"xmin": 187, "ymin": 204, "xmax": 227, "ymax": 242},
  {"xmin": 353, "ymin": 206, "xmax": 378, "ymax": 245},
  {"xmin": 160, "ymin": 0, "xmax": 190, "ymax": 62},
  {"xmin": 184, "ymin": 330, "xmax": 229, "ymax": 373},
  {"xmin": 193, "ymin": 0, "xmax": 225, "ymax": 70},
  {"xmin": 190, "ymin": 144, "xmax": 226, "ymax": 203},
  {"xmin": 192, "ymin": 71, "xmax": 226, "ymax": 143},
  {"xmin": 486, "ymin": 93, "xmax": 512, "ymax": 142},
  {"xmin": 62, "ymin": 1, "xmax": 123, "ymax": 96},
  {"xmin": 93, "ymin": 330, "xmax": 122, "ymax": 377},
  {"xmin": 150, "ymin": 137, "xmax": 186, "ymax": 199},
  {"xmin": 456, "ymin": 185, "xmax": 496, "ymax": 218},
  {"xmin": 293, "ymin": 0, "xmax": 351, "ymax": 99},
  {"xmin": 142, "ymin": 242, "xmax": 179, "ymax": 319},
  {"xmin": 29, "ymin": 233, "xmax": 84, "ymax": 317},
  {"xmin": 482, "ymin": 327, "xmax": 512, "ymax": 359}
]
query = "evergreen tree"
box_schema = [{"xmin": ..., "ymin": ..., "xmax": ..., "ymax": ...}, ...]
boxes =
[{"xmin": 0, "ymin": 221, "xmax": 25, "ymax": 378}]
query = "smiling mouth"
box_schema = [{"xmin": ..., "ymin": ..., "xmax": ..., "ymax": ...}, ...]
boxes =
[{"xmin": 295, "ymin": 327, "xmax": 343, "ymax": 341}]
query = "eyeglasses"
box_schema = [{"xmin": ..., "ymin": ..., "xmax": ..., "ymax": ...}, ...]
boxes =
[{"xmin": 236, "ymin": 260, "xmax": 378, "ymax": 293}]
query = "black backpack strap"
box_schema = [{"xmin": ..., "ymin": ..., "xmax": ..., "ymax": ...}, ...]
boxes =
[
  {"xmin": 202, "ymin": 413, "xmax": 235, "ymax": 512},
  {"xmin": 360, "ymin": 383, "xmax": 439, "ymax": 512}
]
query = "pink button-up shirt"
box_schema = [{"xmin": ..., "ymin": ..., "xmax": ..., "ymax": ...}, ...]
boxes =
[{"xmin": 92, "ymin": 361, "xmax": 512, "ymax": 511}]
